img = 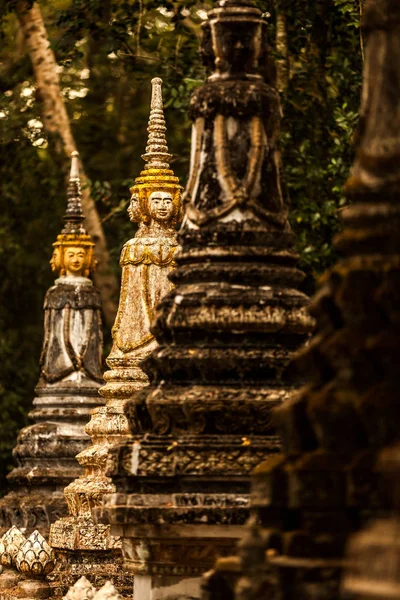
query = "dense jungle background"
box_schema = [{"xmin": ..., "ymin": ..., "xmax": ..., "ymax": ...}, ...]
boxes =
[{"xmin": 0, "ymin": 0, "xmax": 362, "ymax": 490}]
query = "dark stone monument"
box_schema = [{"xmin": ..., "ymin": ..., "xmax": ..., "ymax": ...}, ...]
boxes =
[{"xmin": 96, "ymin": 2, "xmax": 313, "ymax": 598}]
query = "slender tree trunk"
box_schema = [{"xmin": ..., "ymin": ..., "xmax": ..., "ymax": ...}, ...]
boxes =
[
  {"xmin": 15, "ymin": 1, "xmax": 118, "ymax": 329},
  {"xmin": 360, "ymin": 0, "xmax": 365, "ymax": 61},
  {"xmin": 275, "ymin": 6, "xmax": 289, "ymax": 93}
]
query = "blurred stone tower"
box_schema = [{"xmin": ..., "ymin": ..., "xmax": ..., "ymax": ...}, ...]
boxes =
[
  {"xmin": 97, "ymin": 2, "xmax": 313, "ymax": 599},
  {"xmin": 199, "ymin": 1, "xmax": 400, "ymax": 599},
  {"xmin": 0, "ymin": 152, "xmax": 103, "ymax": 536}
]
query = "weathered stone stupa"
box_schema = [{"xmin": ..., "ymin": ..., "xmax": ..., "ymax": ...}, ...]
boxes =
[
  {"xmin": 97, "ymin": 3, "xmax": 313, "ymax": 599},
  {"xmin": 0, "ymin": 152, "xmax": 103, "ymax": 536},
  {"xmin": 48, "ymin": 78, "xmax": 183, "ymax": 596},
  {"xmin": 200, "ymin": 1, "xmax": 400, "ymax": 599}
]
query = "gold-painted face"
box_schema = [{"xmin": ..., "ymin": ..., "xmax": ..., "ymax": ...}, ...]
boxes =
[
  {"xmin": 148, "ymin": 191, "xmax": 174, "ymax": 223},
  {"xmin": 127, "ymin": 193, "xmax": 140, "ymax": 223},
  {"xmin": 63, "ymin": 246, "xmax": 87, "ymax": 277}
]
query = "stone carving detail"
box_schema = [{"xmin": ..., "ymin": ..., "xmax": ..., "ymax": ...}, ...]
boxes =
[
  {"xmin": 0, "ymin": 527, "xmax": 27, "ymax": 567},
  {"xmin": 14, "ymin": 530, "xmax": 55, "ymax": 576},
  {"xmin": 92, "ymin": 581, "xmax": 124, "ymax": 600},
  {"xmin": 97, "ymin": 2, "xmax": 312, "ymax": 597},
  {"xmin": 0, "ymin": 152, "xmax": 104, "ymax": 536},
  {"xmin": 0, "ymin": 527, "xmax": 54, "ymax": 600},
  {"xmin": 198, "ymin": 1, "xmax": 400, "ymax": 599},
  {"xmin": 48, "ymin": 78, "xmax": 182, "ymax": 597}
]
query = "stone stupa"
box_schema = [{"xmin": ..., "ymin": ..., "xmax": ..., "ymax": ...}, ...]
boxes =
[
  {"xmin": 0, "ymin": 152, "xmax": 104, "ymax": 536},
  {"xmin": 48, "ymin": 78, "xmax": 183, "ymax": 597}
]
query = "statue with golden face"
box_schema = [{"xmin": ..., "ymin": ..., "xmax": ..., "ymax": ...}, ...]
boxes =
[
  {"xmin": 0, "ymin": 152, "xmax": 104, "ymax": 536},
  {"xmin": 38, "ymin": 152, "xmax": 103, "ymax": 386},
  {"xmin": 46, "ymin": 81, "xmax": 181, "ymax": 583},
  {"xmin": 101, "ymin": 77, "xmax": 183, "ymax": 397}
]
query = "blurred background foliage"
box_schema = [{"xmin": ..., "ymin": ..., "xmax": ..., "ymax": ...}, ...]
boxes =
[{"xmin": 0, "ymin": 0, "xmax": 362, "ymax": 490}]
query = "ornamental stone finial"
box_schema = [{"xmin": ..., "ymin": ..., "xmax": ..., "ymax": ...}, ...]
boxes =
[
  {"xmin": 64, "ymin": 576, "xmax": 96, "ymax": 600},
  {"xmin": 15, "ymin": 530, "xmax": 55, "ymax": 576},
  {"xmin": 53, "ymin": 151, "xmax": 96, "ymax": 276},
  {"xmin": 62, "ymin": 150, "xmax": 86, "ymax": 236},
  {"xmin": 92, "ymin": 581, "xmax": 124, "ymax": 600},
  {"xmin": 141, "ymin": 78, "xmax": 172, "ymax": 170},
  {"xmin": 0, "ymin": 527, "xmax": 26, "ymax": 567}
]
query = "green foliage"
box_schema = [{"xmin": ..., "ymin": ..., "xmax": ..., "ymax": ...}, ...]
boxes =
[
  {"xmin": 262, "ymin": 0, "xmax": 362, "ymax": 282},
  {"xmin": 0, "ymin": 0, "xmax": 362, "ymax": 489}
]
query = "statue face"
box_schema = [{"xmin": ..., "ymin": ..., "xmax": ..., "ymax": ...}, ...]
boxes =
[
  {"xmin": 49, "ymin": 249, "xmax": 59, "ymax": 273},
  {"xmin": 149, "ymin": 191, "xmax": 174, "ymax": 223},
  {"xmin": 64, "ymin": 246, "xmax": 86, "ymax": 277},
  {"xmin": 128, "ymin": 193, "xmax": 140, "ymax": 223}
]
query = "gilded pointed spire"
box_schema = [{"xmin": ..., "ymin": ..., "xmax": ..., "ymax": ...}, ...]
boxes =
[
  {"xmin": 62, "ymin": 151, "xmax": 86, "ymax": 235},
  {"xmin": 141, "ymin": 78, "xmax": 172, "ymax": 170}
]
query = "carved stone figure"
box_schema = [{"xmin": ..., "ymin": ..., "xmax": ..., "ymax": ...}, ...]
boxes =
[
  {"xmin": 48, "ymin": 78, "xmax": 182, "ymax": 597},
  {"xmin": 0, "ymin": 153, "xmax": 103, "ymax": 536},
  {"xmin": 200, "ymin": 1, "xmax": 400, "ymax": 599},
  {"xmin": 96, "ymin": 4, "xmax": 313, "ymax": 600}
]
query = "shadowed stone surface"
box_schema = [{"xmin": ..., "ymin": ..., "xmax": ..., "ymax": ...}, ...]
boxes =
[{"xmin": 200, "ymin": 1, "xmax": 400, "ymax": 599}]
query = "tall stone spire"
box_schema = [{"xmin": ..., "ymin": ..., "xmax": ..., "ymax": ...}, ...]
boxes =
[
  {"xmin": 199, "ymin": 1, "xmax": 400, "ymax": 599},
  {"xmin": 62, "ymin": 151, "xmax": 86, "ymax": 235},
  {"xmin": 96, "ymin": 3, "xmax": 313, "ymax": 599},
  {"xmin": 48, "ymin": 79, "xmax": 183, "ymax": 596},
  {"xmin": 0, "ymin": 152, "xmax": 103, "ymax": 536}
]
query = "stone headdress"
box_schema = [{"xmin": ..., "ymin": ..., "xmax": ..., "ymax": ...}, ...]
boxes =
[
  {"xmin": 51, "ymin": 152, "xmax": 96, "ymax": 277},
  {"xmin": 129, "ymin": 77, "xmax": 183, "ymax": 227}
]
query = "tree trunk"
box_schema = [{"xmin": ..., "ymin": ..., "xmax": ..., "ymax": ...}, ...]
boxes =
[
  {"xmin": 275, "ymin": 7, "xmax": 289, "ymax": 93},
  {"xmin": 15, "ymin": 0, "xmax": 118, "ymax": 329}
]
